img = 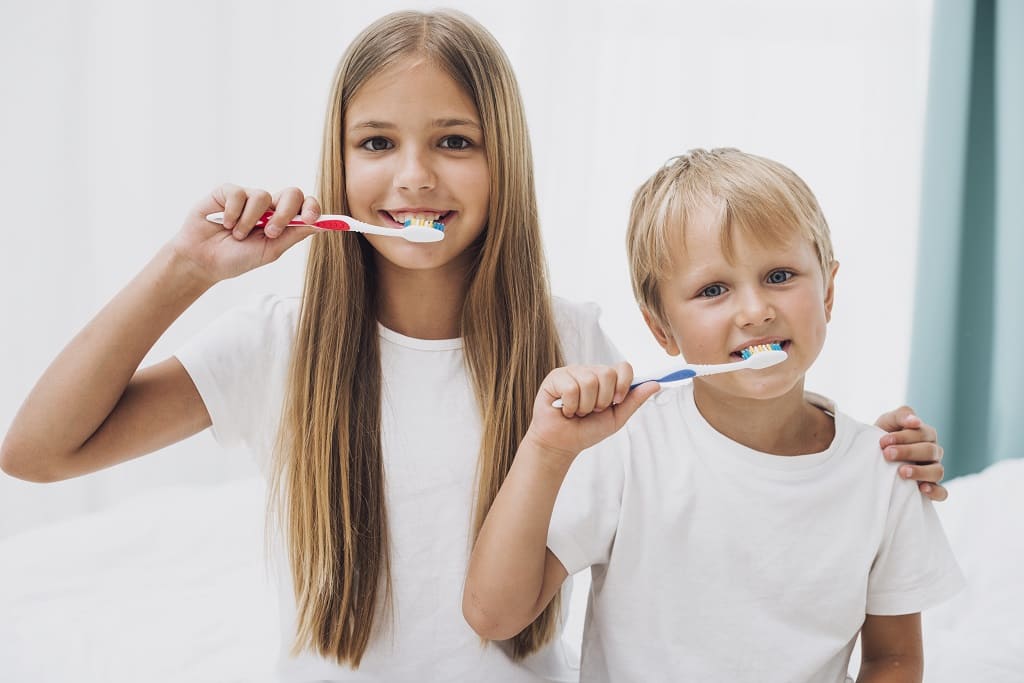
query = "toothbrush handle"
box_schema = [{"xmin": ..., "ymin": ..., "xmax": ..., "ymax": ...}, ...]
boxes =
[
  {"xmin": 205, "ymin": 210, "xmax": 351, "ymax": 230},
  {"xmin": 204, "ymin": 210, "xmax": 303, "ymax": 227},
  {"xmin": 629, "ymin": 368, "xmax": 697, "ymax": 388},
  {"xmin": 551, "ymin": 368, "xmax": 695, "ymax": 409}
]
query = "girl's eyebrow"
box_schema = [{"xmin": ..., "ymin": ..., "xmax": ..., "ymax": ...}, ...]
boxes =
[
  {"xmin": 348, "ymin": 118, "xmax": 481, "ymax": 131},
  {"xmin": 432, "ymin": 117, "xmax": 481, "ymax": 130}
]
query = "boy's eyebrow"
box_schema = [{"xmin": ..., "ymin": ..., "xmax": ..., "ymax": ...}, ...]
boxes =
[{"xmin": 348, "ymin": 118, "xmax": 482, "ymax": 131}]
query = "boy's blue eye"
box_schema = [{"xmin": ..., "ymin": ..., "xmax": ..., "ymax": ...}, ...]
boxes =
[
  {"xmin": 767, "ymin": 270, "xmax": 793, "ymax": 284},
  {"xmin": 360, "ymin": 137, "xmax": 393, "ymax": 152},
  {"xmin": 440, "ymin": 135, "xmax": 472, "ymax": 150},
  {"xmin": 700, "ymin": 284, "xmax": 726, "ymax": 298}
]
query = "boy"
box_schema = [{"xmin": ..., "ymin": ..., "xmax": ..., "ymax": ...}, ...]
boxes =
[{"xmin": 463, "ymin": 148, "xmax": 963, "ymax": 682}]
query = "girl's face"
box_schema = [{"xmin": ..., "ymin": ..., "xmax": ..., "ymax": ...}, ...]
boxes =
[{"xmin": 343, "ymin": 57, "xmax": 490, "ymax": 274}]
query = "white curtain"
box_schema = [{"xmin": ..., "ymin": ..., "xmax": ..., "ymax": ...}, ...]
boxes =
[{"xmin": 0, "ymin": 0, "xmax": 933, "ymax": 538}]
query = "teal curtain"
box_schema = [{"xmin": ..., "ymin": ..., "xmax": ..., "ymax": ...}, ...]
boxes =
[{"xmin": 909, "ymin": 0, "xmax": 1024, "ymax": 479}]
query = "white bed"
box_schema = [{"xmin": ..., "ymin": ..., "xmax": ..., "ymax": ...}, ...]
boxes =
[{"xmin": 2, "ymin": 461, "xmax": 1022, "ymax": 682}]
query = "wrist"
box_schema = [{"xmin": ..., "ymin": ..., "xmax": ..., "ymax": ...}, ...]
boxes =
[
  {"xmin": 520, "ymin": 428, "xmax": 580, "ymax": 475},
  {"xmin": 154, "ymin": 242, "xmax": 218, "ymax": 297}
]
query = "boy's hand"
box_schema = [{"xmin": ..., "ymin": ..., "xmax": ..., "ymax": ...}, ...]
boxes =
[
  {"xmin": 875, "ymin": 406, "xmax": 947, "ymax": 502},
  {"xmin": 170, "ymin": 183, "xmax": 321, "ymax": 286},
  {"xmin": 524, "ymin": 363, "xmax": 659, "ymax": 464}
]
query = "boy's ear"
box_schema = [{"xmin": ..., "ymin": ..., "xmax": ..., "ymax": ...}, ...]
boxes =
[
  {"xmin": 641, "ymin": 308, "xmax": 681, "ymax": 356},
  {"xmin": 824, "ymin": 260, "xmax": 840, "ymax": 321}
]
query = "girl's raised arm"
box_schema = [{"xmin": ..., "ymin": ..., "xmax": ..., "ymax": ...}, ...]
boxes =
[{"xmin": 0, "ymin": 185, "xmax": 318, "ymax": 482}]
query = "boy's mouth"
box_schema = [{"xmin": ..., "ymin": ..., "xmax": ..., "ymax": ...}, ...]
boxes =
[
  {"xmin": 731, "ymin": 339, "xmax": 790, "ymax": 360},
  {"xmin": 381, "ymin": 210, "xmax": 454, "ymax": 227}
]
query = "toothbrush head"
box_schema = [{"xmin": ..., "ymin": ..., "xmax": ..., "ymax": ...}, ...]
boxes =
[
  {"xmin": 740, "ymin": 343, "xmax": 788, "ymax": 368},
  {"xmin": 402, "ymin": 218, "xmax": 446, "ymax": 243}
]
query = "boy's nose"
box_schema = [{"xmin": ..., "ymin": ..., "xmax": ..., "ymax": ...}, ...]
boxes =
[
  {"xmin": 734, "ymin": 291, "xmax": 775, "ymax": 327},
  {"xmin": 394, "ymin": 150, "xmax": 436, "ymax": 191}
]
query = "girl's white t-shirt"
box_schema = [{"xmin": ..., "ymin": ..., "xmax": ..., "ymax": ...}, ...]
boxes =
[{"xmin": 175, "ymin": 294, "xmax": 621, "ymax": 682}]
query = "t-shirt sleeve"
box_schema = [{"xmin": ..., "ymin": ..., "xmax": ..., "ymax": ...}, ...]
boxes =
[
  {"xmin": 547, "ymin": 428, "xmax": 629, "ymax": 575},
  {"xmin": 174, "ymin": 295, "xmax": 295, "ymax": 463},
  {"xmin": 866, "ymin": 477, "xmax": 966, "ymax": 615},
  {"xmin": 553, "ymin": 298, "xmax": 625, "ymax": 366}
]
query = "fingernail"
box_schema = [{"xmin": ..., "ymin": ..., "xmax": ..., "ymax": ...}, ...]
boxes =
[
  {"xmin": 884, "ymin": 446, "xmax": 897, "ymax": 460},
  {"xmin": 922, "ymin": 483, "xmax": 932, "ymax": 493},
  {"xmin": 900, "ymin": 466, "xmax": 912, "ymax": 478},
  {"xmin": 265, "ymin": 225, "xmax": 280, "ymax": 238},
  {"xmin": 233, "ymin": 230, "xmax": 244, "ymax": 240}
]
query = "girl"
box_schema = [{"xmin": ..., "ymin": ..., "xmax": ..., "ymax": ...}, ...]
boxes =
[{"xmin": 0, "ymin": 9, "xmax": 945, "ymax": 682}]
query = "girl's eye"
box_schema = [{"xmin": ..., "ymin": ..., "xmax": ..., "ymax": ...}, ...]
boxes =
[
  {"xmin": 439, "ymin": 135, "xmax": 472, "ymax": 150},
  {"xmin": 699, "ymin": 284, "xmax": 727, "ymax": 298},
  {"xmin": 360, "ymin": 137, "xmax": 393, "ymax": 152},
  {"xmin": 767, "ymin": 270, "xmax": 794, "ymax": 284}
]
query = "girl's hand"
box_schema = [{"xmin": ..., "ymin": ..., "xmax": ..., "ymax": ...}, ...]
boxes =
[
  {"xmin": 875, "ymin": 406, "xmax": 948, "ymax": 502},
  {"xmin": 524, "ymin": 363, "xmax": 659, "ymax": 464},
  {"xmin": 170, "ymin": 183, "xmax": 322, "ymax": 286}
]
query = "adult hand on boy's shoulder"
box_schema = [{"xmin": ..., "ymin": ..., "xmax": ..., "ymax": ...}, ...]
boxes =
[
  {"xmin": 525, "ymin": 363, "xmax": 658, "ymax": 466},
  {"xmin": 875, "ymin": 406, "xmax": 947, "ymax": 502}
]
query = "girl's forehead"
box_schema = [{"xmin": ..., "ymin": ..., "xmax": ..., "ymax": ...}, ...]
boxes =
[{"xmin": 346, "ymin": 58, "xmax": 478, "ymax": 125}]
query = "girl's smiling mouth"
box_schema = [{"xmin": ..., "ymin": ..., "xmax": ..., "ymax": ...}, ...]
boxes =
[{"xmin": 380, "ymin": 209, "xmax": 455, "ymax": 227}]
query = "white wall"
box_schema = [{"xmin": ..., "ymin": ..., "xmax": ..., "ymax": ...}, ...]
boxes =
[{"xmin": 0, "ymin": 0, "xmax": 933, "ymax": 538}]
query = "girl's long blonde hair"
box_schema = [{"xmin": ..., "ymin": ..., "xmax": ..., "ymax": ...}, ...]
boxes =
[{"xmin": 269, "ymin": 10, "xmax": 563, "ymax": 667}]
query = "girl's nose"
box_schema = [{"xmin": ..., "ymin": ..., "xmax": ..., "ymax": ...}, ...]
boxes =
[{"xmin": 394, "ymin": 149, "xmax": 436, "ymax": 191}]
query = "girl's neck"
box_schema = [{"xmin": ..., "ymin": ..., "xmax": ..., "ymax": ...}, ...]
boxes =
[
  {"xmin": 692, "ymin": 380, "xmax": 834, "ymax": 456},
  {"xmin": 373, "ymin": 257, "xmax": 470, "ymax": 340}
]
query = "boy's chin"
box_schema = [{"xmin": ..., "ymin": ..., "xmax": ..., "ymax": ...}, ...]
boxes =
[{"xmin": 697, "ymin": 376, "xmax": 803, "ymax": 402}]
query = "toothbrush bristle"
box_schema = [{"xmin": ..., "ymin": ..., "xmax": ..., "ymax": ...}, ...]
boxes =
[
  {"xmin": 403, "ymin": 218, "xmax": 446, "ymax": 232},
  {"xmin": 740, "ymin": 343, "xmax": 783, "ymax": 360}
]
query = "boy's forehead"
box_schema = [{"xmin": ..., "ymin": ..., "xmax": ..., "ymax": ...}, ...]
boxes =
[{"xmin": 665, "ymin": 209, "xmax": 814, "ymax": 269}]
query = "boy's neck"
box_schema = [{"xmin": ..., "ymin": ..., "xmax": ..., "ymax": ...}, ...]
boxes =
[{"xmin": 692, "ymin": 381, "xmax": 835, "ymax": 456}]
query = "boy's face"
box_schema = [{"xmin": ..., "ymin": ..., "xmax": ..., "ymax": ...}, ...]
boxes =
[{"xmin": 643, "ymin": 205, "xmax": 839, "ymax": 401}]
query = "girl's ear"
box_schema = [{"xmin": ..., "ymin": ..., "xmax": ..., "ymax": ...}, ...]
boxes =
[
  {"xmin": 824, "ymin": 260, "xmax": 840, "ymax": 322},
  {"xmin": 641, "ymin": 308, "xmax": 681, "ymax": 356}
]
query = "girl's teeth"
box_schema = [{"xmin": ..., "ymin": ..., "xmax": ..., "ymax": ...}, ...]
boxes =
[{"xmin": 391, "ymin": 212, "xmax": 441, "ymax": 223}]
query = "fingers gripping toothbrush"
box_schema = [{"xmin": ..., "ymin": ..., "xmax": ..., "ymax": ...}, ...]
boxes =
[
  {"xmin": 205, "ymin": 210, "xmax": 446, "ymax": 243},
  {"xmin": 551, "ymin": 343, "xmax": 787, "ymax": 408}
]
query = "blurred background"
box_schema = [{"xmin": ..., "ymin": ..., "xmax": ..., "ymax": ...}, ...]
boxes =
[
  {"xmin": 2, "ymin": 2, "xmax": 1022, "ymax": 681},
  {"xmin": 0, "ymin": 0, "xmax": 936, "ymax": 537},
  {"xmin": 1, "ymin": 0, "xmax": 1020, "ymax": 536}
]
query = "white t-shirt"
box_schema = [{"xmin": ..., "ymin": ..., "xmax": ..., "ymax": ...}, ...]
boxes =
[
  {"xmin": 547, "ymin": 384, "xmax": 965, "ymax": 683},
  {"xmin": 176, "ymin": 295, "xmax": 621, "ymax": 682}
]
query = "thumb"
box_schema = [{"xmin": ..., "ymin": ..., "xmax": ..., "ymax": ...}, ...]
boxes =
[
  {"xmin": 611, "ymin": 382, "xmax": 659, "ymax": 430},
  {"xmin": 264, "ymin": 224, "xmax": 316, "ymax": 260}
]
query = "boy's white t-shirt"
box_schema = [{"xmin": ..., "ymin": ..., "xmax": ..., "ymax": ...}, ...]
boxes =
[
  {"xmin": 547, "ymin": 383, "xmax": 965, "ymax": 683},
  {"xmin": 176, "ymin": 294, "xmax": 621, "ymax": 682}
]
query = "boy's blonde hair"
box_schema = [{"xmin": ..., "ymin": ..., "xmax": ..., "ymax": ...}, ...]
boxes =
[
  {"xmin": 626, "ymin": 148, "xmax": 834, "ymax": 323},
  {"xmin": 271, "ymin": 10, "xmax": 563, "ymax": 667}
]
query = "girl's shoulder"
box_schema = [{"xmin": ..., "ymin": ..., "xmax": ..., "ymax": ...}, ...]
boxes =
[{"xmin": 552, "ymin": 296, "xmax": 624, "ymax": 365}]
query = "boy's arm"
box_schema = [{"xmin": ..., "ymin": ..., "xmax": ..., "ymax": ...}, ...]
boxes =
[
  {"xmin": 463, "ymin": 364, "xmax": 657, "ymax": 640},
  {"xmin": 856, "ymin": 613, "xmax": 923, "ymax": 683},
  {"xmin": 462, "ymin": 432, "xmax": 574, "ymax": 640}
]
